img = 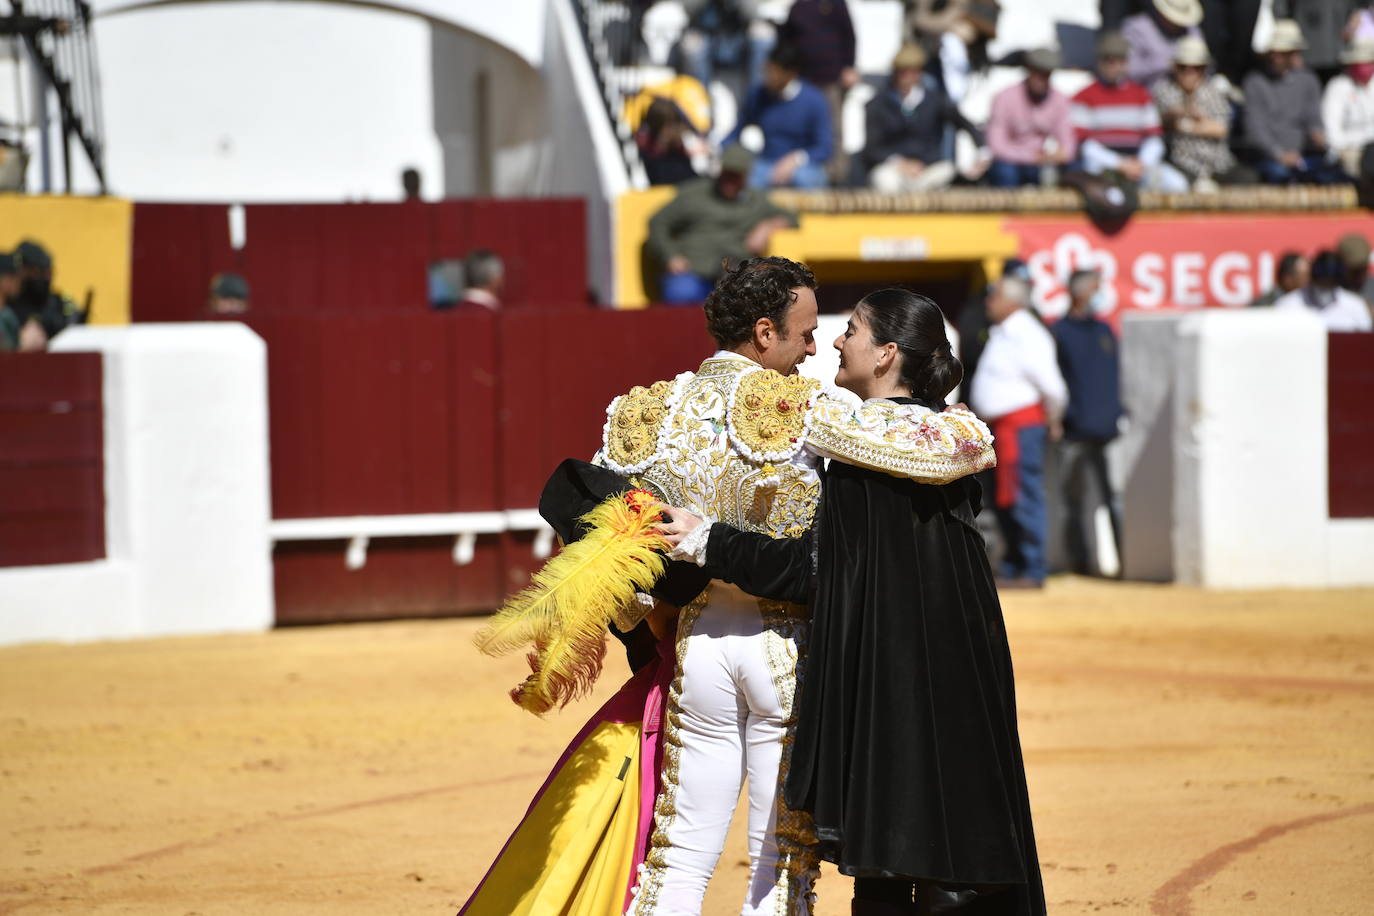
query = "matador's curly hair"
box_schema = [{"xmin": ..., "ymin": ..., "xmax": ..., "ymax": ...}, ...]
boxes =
[{"xmin": 703, "ymin": 257, "xmax": 817, "ymax": 350}]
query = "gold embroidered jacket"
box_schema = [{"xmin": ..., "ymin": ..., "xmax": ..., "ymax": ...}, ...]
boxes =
[{"xmin": 595, "ymin": 352, "xmax": 995, "ymax": 557}]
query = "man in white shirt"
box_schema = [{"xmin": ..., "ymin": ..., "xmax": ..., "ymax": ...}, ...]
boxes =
[
  {"xmin": 1323, "ymin": 40, "xmax": 1374, "ymax": 180},
  {"xmin": 971, "ymin": 275, "xmax": 1068, "ymax": 587},
  {"xmin": 1274, "ymin": 250, "xmax": 1374, "ymax": 332}
]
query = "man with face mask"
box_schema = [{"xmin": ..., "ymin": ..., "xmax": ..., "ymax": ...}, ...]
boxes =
[
  {"xmin": 1322, "ymin": 39, "xmax": 1374, "ymax": 181},
  {"xmin": 4, "ymin": 240, "xmax": 85, "ymax": 351},
  {"xmin": 1051, "ymin": 268, "xmax": 1124, "ymax": 577},
  {"xmin": 1274, "ymin": 249, "xmax": 1374, "ymax": 331}
]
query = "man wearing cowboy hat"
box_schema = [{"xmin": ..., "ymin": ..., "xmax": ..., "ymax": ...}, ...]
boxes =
[
  {"xmin": 1242, "ymin": 20, "xmax": 1348, "ymax": 184},
  {"xmin": 1071, "ymin": 31, "xmax": 1191, "ymax": 191},
  {"xmin": 986, "ymin": 46, "xmax": 1077, "ymax": 187},
  {"xmin": 1153, "ymin": 35, "xmax": 1254, "ymax": 186},
  {"xmin": 1273, "ymin": 0, "xmax": 1365, "ymax": 81},
  {"xmin": 1122, "ymin": 0, "xmax": 1204, "ymax": 89},
  {"xmin": 1322, "ymin": 38, "xmax": 1374, "ymax": 180}
]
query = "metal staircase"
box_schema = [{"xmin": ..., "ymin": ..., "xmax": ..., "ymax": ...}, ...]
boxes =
[{"xmin": 2, "ymin": 0, "xmax": 105, "ymax": 193}]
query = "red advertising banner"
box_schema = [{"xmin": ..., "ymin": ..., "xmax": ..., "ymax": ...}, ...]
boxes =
[{"xmin": 1008, "ymin": 213, "xmax": 1374, "ymax": 324}]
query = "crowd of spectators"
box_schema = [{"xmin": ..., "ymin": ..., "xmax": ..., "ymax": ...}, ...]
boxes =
[
  {"xmin": 1253, "ymin": 232, "xmax": 1374, "ymax": 330},
  {"xmin": 627, "ymin": 0, "xmax": 1374, "ymax": 196},
  {"xmin": 0, "ymin": 241, "xmax": 85, "ymax": 352},
  {"xmin": 960, "ymin": 233, "xmax": 1371, "ymax": 585}
]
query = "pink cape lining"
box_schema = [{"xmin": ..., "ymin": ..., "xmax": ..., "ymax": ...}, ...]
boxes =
[{"xmin": 458, "ymin": 636, "xmax": 673, "ymax": 915}]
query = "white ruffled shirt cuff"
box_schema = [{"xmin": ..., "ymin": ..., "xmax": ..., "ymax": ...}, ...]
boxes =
[{"xmin": 668, "ymin": 521, "xmax": 714, "ymax": 567}]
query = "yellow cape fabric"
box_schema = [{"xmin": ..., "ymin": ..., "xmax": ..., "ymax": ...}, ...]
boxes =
[{"xmin": 463, "ymin": 720, "xmax": 642, "ymax": 916}]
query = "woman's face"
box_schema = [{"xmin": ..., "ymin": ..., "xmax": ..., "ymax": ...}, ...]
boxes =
[{"xmin": 833, "ymin": 308, "xmax": 884, "ymax": 400}]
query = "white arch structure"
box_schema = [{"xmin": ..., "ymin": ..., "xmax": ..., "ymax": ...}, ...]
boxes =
[{"xmin": 90, "ymin": 0, "xmax": 626, "ymax": 299}]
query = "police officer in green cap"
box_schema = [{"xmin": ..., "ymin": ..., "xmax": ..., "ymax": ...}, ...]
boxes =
[
  {"xmin": 0, "ymin": 250, "xmax": 20, "ymax": 351},
  {"xmin": 1, "ymin": 240, "xmax": 85, "ymax": 350}
]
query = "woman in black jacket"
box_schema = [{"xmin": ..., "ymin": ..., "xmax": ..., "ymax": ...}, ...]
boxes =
[{"xmin": 660, "ymin": 289, "xmax": 1044, "ymax": 916}]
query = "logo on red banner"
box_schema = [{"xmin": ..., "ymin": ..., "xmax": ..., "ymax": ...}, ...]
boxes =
[{"xmin": 1009, "ymin": 215, "xmax": 1374, "ymax": 323}]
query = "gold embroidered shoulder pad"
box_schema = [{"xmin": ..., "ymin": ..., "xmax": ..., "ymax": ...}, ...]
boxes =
[
  {"xmin": 805, "ymin": 396, "xmax": 997, "ymax": 484},
  {"xmin": 600, "ymin": 373, "xmax": 691, "ymax": 475},
  {"xmin": 726, "ymin": 368, "xmax": 821, "ymax": 470}
]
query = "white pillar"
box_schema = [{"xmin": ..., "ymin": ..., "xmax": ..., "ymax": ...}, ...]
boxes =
[
  {"xmin": 0, "ymin": 324, "xmax": 274, "ymax": 644},
  {"xmin": 1171, "ymin": 310, "xmax": 1329, "ymax": 587}
]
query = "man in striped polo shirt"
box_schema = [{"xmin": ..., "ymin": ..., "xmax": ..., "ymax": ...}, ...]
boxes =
[{"xmin": 1071, "ymin": 31, "xmax": 1190, "ymax": 192}]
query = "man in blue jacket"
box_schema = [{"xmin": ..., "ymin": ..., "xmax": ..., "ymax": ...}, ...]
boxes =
[
  {"xmin": 1052, "ymin": 268, "xmax": 1124, "ymax": 577},
  {"xmin": 727, "ymin": 43, "xmax": 832, "ymax": 189}
]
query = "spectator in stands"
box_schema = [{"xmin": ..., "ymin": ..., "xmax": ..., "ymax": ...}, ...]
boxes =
[
  {"xmin": 779, "ymin": 0, "xmax": 858, "ymax": 185},
  {"xmin": 986, "ymin": 47, "xmax": 1076, "ymax": 187},
  {"xmin": 0, "ymin": 240, "xmax": 84, "ymax": 352},
  {"xmin": 1275, "ymin": 248, "xmax": 1374, "ymax": 329},
  {"xmin": 636, "ymin": 98, "xmax": 702, "ymax": 186},
  {"xmin": 862, "ymin": 43, "xmax": 985, "ymax": 192},
  {"xmin": 1073, "ymin": 32, "xmax": 1190, "ymax": 192},
  {"xmin": 1197, "ymin": 0, "xmax": 1264, "ymax": 86},
  {"xmin": 971, "ymin": 273, "xmax": 1067, "ymax": 589},
  {"xmin": 678, "ymin": 0, "xmax": 772, "ymax": 101},
  {"xmin": 207, "ymin": 273, "xmax": 250, "ymax": 316},
  {"xmin": 0, "ymin": 250, "xmax": 20, "ymax": 351},
  {"xmin": 623, "ymin": 57, "xmax": 713, "ymax": 142},
  {"xmin": 647, "ymin": 145, "xmax": 797, "ymax": 303},
  {"xmin": 1052, "ymin": 268, "xmax": 1123, "ymax": 577},
  {"xmin": 1323, "ymin": 39, "xmax": 1374, "ymax": 179},
  {"xmin": 1153, "ymin": 36, "xmax": 1252, "ymax": 187},
  {"xmin": 1244, "ymin": 21, "xmax": 1349, "ymax": 184},
  {"xmin": 458, "ymin": 249, "xmax": 505, "ymax": 311},
  {"xmin": 1274, "ymin": 0, "xmax": 1359, "ymax": 82},
  {"xmin": 1337, "ymin": 232, "xmax": 1374, "ymax": 303},
  {"xmin": 905, "ymin": 0, "xmax": 1000, "ymax": 106},
  {"xmin": 401, "ymin": 167, "xmax": 421, "ymax": 201},
  {"xmin": 1352, "ymin": 2, "xmax": 1374, "ymax": 43},
  {"xmin": 728, "ymin": 43, "xmax": 833, "ymax": 189},
  {"xmin": 1251, "ymin": 251, "xmax": 1311, "ymax": 305},
  {"xmin": 1123, "ymin": 0, "xmax": 1203, "ymax": 89}
]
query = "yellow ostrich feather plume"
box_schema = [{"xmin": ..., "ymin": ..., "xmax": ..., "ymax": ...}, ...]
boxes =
[{"xmin": 474, "ymin": 490, "xmax": 668, "ymax": 715}]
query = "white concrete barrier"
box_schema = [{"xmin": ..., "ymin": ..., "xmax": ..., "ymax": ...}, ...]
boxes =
[
  {"xmin": 1120, "ymin": 309, "xmax": 1374, "ymax": 588},
  {"xmin": 0, "ymin": 324, "xmax": 273, "ymax": 644}
]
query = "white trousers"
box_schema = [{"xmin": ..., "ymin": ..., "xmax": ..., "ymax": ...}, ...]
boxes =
[{"xmin": 629, "ymin": 584, "xmax": 817, "ymax": 916}]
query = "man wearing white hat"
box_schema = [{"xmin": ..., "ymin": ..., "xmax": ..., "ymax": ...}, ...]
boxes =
[
  {"xmin": 1322, "ymin": 39, "xmax": 1374, "ymax": 180},
  {"xmin": 1242, "ymin": 20, "xmax": 1348, "ymax": 184},
  {"xmin": 1122, "ymin": 0, "xmax": 1203, "ymax": 89},
  {"xmin": 1153, "ymin": 35, "xmax": 1250, "ymax": 187}
]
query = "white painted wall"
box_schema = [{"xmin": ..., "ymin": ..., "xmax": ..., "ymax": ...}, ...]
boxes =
[
  {"xmin": 86, "ymin": 0, "xmax": 626, "ymax": 299},
  {"xmin": 94, "ymin": 2, "xmax": 445, "ymax": 202},
  {"xmin": 0, "ymin": 324, "xmax": 274, "ymax": 646},
  {"xmin": 1118, "ymin": 309, "xmax": 1374, "ymax": 589}
]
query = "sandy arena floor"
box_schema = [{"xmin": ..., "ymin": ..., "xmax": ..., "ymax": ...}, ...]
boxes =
[{"xmin": 1, "ymin": 578, "xmax": 1372, "ymax": 916}]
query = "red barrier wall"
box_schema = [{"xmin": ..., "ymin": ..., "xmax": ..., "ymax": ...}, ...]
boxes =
[
  {"xmin": 259, "ymin": 307, "xmax": 715, "ymax": 623},
  {"xmin": 1328, "ymin": 332, "xmax": 1374, "ymax": 519},
  {"xmin": 0, "ymin": 353, "xmax": 105, "ymax": 567},
  {"xmin": 131, "ymin": 200, "xmax": 588, "ymax": 321}
]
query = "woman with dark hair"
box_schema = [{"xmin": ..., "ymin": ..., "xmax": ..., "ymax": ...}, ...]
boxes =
[
  {"xmin": 635, "ymin": 97, "xmax": 702, "ymax": 186},
  {"xmin": 660, "ymin": 288, "xmax": 1045, "ymax": 915}
]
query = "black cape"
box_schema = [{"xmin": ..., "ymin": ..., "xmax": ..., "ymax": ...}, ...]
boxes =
[{"xmin": 701, "ymin": 423, "xmax": 1044, "ymax": 913}]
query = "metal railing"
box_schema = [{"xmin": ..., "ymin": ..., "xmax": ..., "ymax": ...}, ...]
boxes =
[
  {"xmin": 569, "ymin": 0, "xmax": 657, "ymax": 184},
  {"xmin": 2, "ymin": 0, "xmax": 105, "ymax": 192}
]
